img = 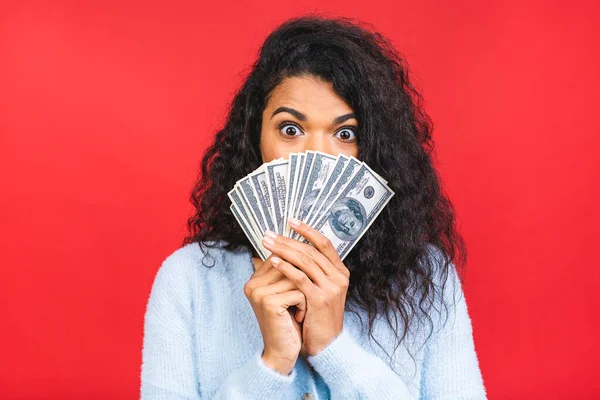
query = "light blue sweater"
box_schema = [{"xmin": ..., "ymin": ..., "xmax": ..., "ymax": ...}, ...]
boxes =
[{"xmin": 141, "ymin": 242, "xmax": 487, "ymax": 399}]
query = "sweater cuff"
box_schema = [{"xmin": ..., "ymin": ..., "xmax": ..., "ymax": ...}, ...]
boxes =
[
  {"xmin": 306, "ymin": 328, "xmax": 356, "ymax": 383},
  {"xmin": 238, "ymin": 349, "xmax": 297, "ymax": 396},
  {"xmin": 307, "ymin": 327, "xmax": 397, "ymax": 395},
  {"xmin": 216, "ymin": 349, "xmax": 297, "ymax": 399}
]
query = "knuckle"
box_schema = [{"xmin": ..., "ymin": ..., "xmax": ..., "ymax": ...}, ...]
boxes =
[
  {"xmin": 296, "ymin": 274, "xmax": 309, "ymax": 285},
  {"xmin": 299, "ymin": 253, "xmax": 313, "ymax": 268},
  {"xmin": 329, "ymin": 285, "xmax": 341, "ymax": 298},
  {"xmin": 243, "ymin": 281, "xmax": 254, "ymax": 297},
  {"xmin": 318, "ymin": 236, "xmax": 332, "ymax": 249},
  {"xmin": 251, "ymin": 287, "xmax": 265, "ymax": 304},
  {"xmin": 339, "ymin": 265, "xmax": 351, "ymax": 279},
  {"xmin": 340, "ymin": 275, "xmax": 350, "ymax": 288},
  {"xmin": 306, "ymin": 246, "xmax": 319, "ymax": 260}
]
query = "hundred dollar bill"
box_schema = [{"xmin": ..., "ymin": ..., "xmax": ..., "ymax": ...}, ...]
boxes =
[
  {"xmin": 265, "ymin": 159, "xmax": 288, "ymax": 235},
  {"xmin": 286, "ymin": 153, "xmax": 306, "ymax": 237},
  {"xmin": 306, "ymin": 156, "xmax": 362, "ymax": 226},
  {"xmin": 303, "ymin": 154, "xmax": 349, "ymax": 227},
  {"xmin": 230, "ymin": 204, "xmax": 269, "ymax": 260},
  {"xmin": 228, "ymin": 188, "xmax": 270, "ymax": 257},
  {"xmin": 283, "ymin": 153, "xmax": 299, "ymax": 237},
  {"xmin": 291, "ymin": 150, "xmax": 315, "ymax": 222},
  {"xmin": 249, "ymin": 167, "xmax": 276, "ymax": 233},
  {"xmin": 228, "ymin": 187, "xmax": 264, "ymax": 239},
  {"xmin": 312, "ymin": 164, "xmax": 394, "ymax": 260},
  {"xmin": 236, "ymin": 177, "xmax": 268, "ymax": 235},
  {"xmin": 291, "ymin": 151, "xmax": 337, "ymax": 240}
]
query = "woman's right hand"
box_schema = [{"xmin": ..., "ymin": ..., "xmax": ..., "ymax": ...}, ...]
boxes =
[{"xmin": 244, "ymin": 256, "xmax": 307, "ymax": 375}]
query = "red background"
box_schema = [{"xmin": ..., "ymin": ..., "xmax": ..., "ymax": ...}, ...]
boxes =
[{"xmin": 1, "ymin": 1, "xmax": 598, "ymax": 399}]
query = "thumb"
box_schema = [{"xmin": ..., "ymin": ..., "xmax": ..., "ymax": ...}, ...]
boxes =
[{"xmin": 294, "ymin": 295, "xmax": 307, "ymax": 323}]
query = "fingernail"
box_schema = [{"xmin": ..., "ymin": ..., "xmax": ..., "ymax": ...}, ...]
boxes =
[
  {"xmin": 264, "ymin": 230, "xmax": 277, "ymax": 239},
  {"xmin": 289, "ymin": 218, "xmax": 301, "ymax": 227},
  {"xmin": 262, "ymin": 236, "xmax": 275, "ymax": 247},
  {"xmin": 271, "ymin": 256, "xmax": 281, "ymax": 266}
]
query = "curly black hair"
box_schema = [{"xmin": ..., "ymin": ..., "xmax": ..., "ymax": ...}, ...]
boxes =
[{"xmin": 183, "ymin": 13, "xmax": 468, "ymax": 372}]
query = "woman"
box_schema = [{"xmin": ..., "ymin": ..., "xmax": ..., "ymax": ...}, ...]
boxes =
[{"xmin": 141, "ymin": 15, "xmax": 487, "ymax": 399}]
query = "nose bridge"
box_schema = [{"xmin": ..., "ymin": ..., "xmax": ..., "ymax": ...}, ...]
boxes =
[{"xmin": 305, "ymin": 130, "xmax": 331, "ymax": 154}]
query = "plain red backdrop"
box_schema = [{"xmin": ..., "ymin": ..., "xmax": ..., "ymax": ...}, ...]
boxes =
[{"xmin": 1, "ymin": 0, "xmax": 598, "ymax": 398}]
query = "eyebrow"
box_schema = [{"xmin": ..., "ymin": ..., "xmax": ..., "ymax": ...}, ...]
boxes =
[{"xmin": 271, "ymin": 106, "xmax": 357, "ymax": 125}]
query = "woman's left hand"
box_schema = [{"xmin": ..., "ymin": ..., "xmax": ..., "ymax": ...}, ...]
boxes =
[{"xmin": 261, "ymin": 218, "xmax": 351, "ymax": 356}]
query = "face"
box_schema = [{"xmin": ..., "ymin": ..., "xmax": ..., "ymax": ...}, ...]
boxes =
[
  {"xmin": 260, "ymin": 75, "xmax": 359, "ymax": 162},
  {"xmin": 336, "ymin": 209, "xmax": 362, "ymax": 236}
]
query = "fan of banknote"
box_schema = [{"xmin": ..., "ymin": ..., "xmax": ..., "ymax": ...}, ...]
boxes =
[{"xmin": 228, "ymin": 151, "xmax": 395, "ymax": 261}]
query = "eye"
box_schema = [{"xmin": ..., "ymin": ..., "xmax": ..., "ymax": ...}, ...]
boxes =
[
  {"xmin": 334, "ymin": 127, "xmax": 357, "ymax": 141},
  {"xmin": 278, "ymin": 122, "xmax": 304, "ymax": 137}
]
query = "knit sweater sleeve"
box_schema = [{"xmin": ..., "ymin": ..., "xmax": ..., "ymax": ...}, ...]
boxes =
[
  {"xmin": 141, "ymin": 256, "xmax": 201, "ymax": 399},
  {"xmin": 141, "ymin": 252, "xmax": 298, "ymax": 400},
  {"xmin": 307, "ymin": 261, "xmax": 487, "ymax": 399},
  {"xmin": 306, "ymin": 327, "xmax": 414, "ymax": 399},
  {"xmin": 419, "ymin": 264, "xmax": 488, "ymax": 399}
]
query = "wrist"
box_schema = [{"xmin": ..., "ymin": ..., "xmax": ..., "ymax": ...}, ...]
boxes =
[
  {"xmin": 307, "ymin": 329, "xmax": 343, "ymax": 356},
  {"xmin": 261, "ymin": 351, "xmax": 296, "ymax": 376}
]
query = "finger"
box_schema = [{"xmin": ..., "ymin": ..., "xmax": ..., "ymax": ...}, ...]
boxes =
[
  {"xmin": 252, "ymin": 255, "xmax": 291, "ymax": 280},
  {"xmin": 270, "ymin": 256, "xmax": 318, "ymax": 299},
  {"xmin": 263, "ymin": 234, "xmax": 328, "ymax": 286},
  {"xmin": 294, "ymin": 294, "xmax": 307, "ymax": 323},
  {"xmin": 245, "ymin": 262, "xmax": 287, "ymax": 298},
  {"xmin": 263, "ymin": 289, "xmax": 306, "ymax": 315},
  {"xmin": 265, "ymin": 230, "xmax": 338, "ymax": 278},
  {"xmin": 288, "ymin": 218, "xmax": 350, "ymax": 278},
  {"xmin": 252, "ymin": 256, "xmax": 275, "ymax": 278},
  {"xmin": 252, "ymin": 278, "xmax": 297, "ymax": 299},
  {"xmin": 250, "ymin": 266, "xmax": 286, "ymax": 289}
]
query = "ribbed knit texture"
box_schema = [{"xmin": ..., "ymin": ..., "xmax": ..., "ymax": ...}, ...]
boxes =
[{"xmin": 140, "ymin": 242, "xmax": 487, "ymax": 399}]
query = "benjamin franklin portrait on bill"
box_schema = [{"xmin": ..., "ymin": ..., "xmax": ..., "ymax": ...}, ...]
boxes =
[{"xmin": 327, "ymin": 197, "xmax": 366, "ymax": 241}]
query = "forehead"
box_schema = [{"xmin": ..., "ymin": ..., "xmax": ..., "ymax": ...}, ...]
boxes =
[{"xmin": 265, "ymin": 75, "xmax": 354, "ymax": 116}]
